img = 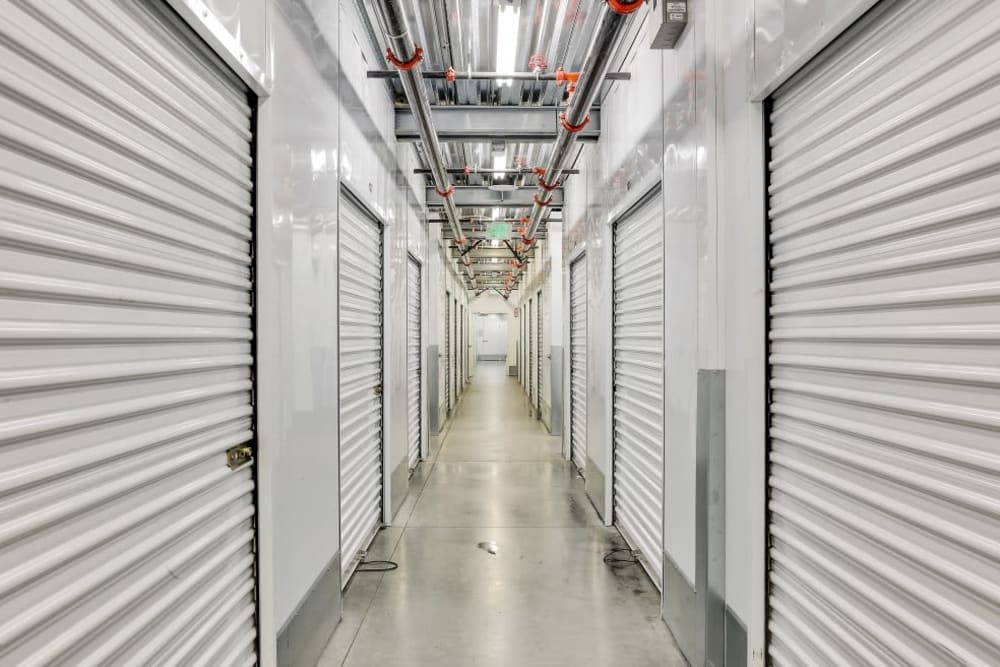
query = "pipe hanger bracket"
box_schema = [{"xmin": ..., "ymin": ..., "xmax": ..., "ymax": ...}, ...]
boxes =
[{"xmin": 386, "ymin": 45, "xmax": 423, "ymax": 71}]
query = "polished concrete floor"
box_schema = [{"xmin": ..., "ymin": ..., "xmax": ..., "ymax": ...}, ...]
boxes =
[{"xmin": 318, "ymin": 362, "xmax": 685, "ymax": 667}]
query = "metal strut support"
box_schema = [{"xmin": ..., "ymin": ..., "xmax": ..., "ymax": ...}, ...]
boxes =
[{"xmin": 372, "ymin": 0, "xmax": 476, "ymax": 286}]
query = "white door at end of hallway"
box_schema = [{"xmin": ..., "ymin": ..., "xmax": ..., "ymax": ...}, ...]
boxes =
[
  {"xmin": 612, "ymin": 192, "xmax": 665, "ymax": 591},
  {"xmin": 339, "ymin": 192, "xmax": 384, "ymax": 586},
  {"xmin": 766, "ymin": 1, "xmax": 1000, "ymax": 663},
  {"xmin": 0, "ymin": 2, "xmax": 259, "ymax": 662},
  {"xmin": 407, "ymin": 255, "xmax": 421, "ymax": 472},
  {"xmin": 475, "ymin": 313, "xmax": 508, "ymax": 361},
  {"xmin": 570, "ymin": 255, "xmax": 588, "ymax": 475}
]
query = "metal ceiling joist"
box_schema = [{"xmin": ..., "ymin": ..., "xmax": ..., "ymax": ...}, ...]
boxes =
[
  {"xmin": 397, "ymin": 106, "xmax": 600, "ymax": 143},
  {"xmin": 425, "ymin": 186, "xmax": 563, "ymax": 208}
]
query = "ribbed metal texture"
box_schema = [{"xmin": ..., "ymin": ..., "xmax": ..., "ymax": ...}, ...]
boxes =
[
  {"xmin": 536, "ymin": 291, "xmax": 544, "ymax": 415},
  {"xmin": 613, "ymin": 197, "xmax": 665, "ymax": 590},
  {"xmin": 529, "ymin": 297, "xmax": 536, "ymax": 409},
  {"xmin": 339, "ymin": 195, "xmax": 383, "ymax": 585},
  {"xmin": 0, "ymin": 1, "xmax": 258, "ymax": 663},
  {"xmin": 570, "ymin": 256, "xmax": 588, "ymax": 474},
  {"xmin": 445, "ymin": 294, "xmax": 451, "ymax": 414},
  {"xmin": 767, "ymin": 1, "xmax": 1000, "ymax": 662},
  {"xmin": 407, "ymin": 256, "xmax": 421, "ymax": 472}
]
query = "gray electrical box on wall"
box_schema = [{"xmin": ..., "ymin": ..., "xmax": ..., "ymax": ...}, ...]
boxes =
[{"xmin": 650, "ymin": 1, "xmax": 688, "ymax": 49}]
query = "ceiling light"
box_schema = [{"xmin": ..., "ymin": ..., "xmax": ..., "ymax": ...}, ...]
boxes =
[
  {"xmin": 492, "ymin": 153, "xmax": 506, "ymax": 180},
  {"xmin": 496, "ymin": 5, "xmax": 520, "ymax": 87}
]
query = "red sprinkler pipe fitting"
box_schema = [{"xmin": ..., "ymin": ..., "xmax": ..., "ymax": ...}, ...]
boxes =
[
  {"xmin": 608, "ymin": 0, "xmax": 644, "ymax": 15},
  {"xmin": 559, "ymin": 112, "xmax": 591, "ymax": 134},
  {"xmin": 538, "ymin": 175, "xmax": 560, "ymax": 192},
  {"xmin": 445, "ymin": 66, "xmax": 457, "ymax": 82},
  {"xmin": 533, "ymin": 194, "xmax": 552, "ymax": 207},
  {"xmin": 386, "ymin": 46, "xmax": 424, "ymax": 71},
  {"xmin": 434, "ymin": 185, "xmax": 455, "ymax": 198},
  {"xmin": 522, "ymin": 236, "xmax": 536, "ymax": 246}
]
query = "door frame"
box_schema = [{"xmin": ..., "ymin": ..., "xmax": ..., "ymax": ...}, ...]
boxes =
[{"xmin": 162, "ymin": 3, "xmax": 273, "ymax": 661}]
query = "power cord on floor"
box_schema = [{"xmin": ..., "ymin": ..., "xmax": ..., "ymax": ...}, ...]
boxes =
[
  {"xmin": 356, "ymin": 559, "xmax": 399, "ymax": 572},
  {"xmin": 603, "ymin": 547, "xmax": 640, "ymax": 565}
]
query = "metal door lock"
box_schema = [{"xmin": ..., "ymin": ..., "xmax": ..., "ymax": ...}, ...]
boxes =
[
  {"xmin": 226, "ymin": 444, "xmax": 254, "ymax": 470},
  {"xmin": 374, "ymin": 383, "xmax": 383, "ymax": 396}
]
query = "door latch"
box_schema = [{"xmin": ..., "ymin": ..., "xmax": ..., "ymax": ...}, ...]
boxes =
[
  {"xmin": 374, "ymin": 383, "xmax": 383, "ymax": 396},
  {"xmin": 226, "ymin": 444, "xmax": 254, "ymax": 470}
]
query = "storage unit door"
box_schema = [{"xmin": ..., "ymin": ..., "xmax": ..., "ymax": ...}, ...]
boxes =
[
  {"xmin": 445, "ymin": 295, "xmax": 451, "ymax": 413},
  {"xmin": 529, "ymin": 299, "xmax": 535, "ymax": 406},
  {"xmin": 537, "ymin": 291, "xmax": 544, "ymax": 414},
  {"xmin": 766, "ymin": 1, "xmax": 1000, "ymax": 662},
  {"xmin": 0, "ymin": 3, "xmax": 259, "ymax": 664},
  {"xmin": 613, "ymin": 195, "xmax": 665, "ymax": 589},
  {"xmin": 339, "ymin": 194, "xmax": 384, "ymax": 585},
  {"xmin": 407, "ymin": 256, "xmax": 421, "ymax": 471},
  {"xmin": 570, "ymin": 256, "xmax": 588, "ymax": 474}
]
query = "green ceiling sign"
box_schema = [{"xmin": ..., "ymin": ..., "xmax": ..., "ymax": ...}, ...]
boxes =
[{"xmin": 486, "ymin": 222, "xmax": 511, "ymax": 240}]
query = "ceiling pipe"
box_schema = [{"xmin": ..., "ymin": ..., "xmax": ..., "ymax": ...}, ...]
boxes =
[
  {"xmin": 372, "ymin": 0, "xmax": 477, "ymax": 286},
  {"xmin": 505, "ymin": 0, "xmax": 643, "ymax": 297},
  {"xmin": 368, "ymin": 70, "xmax": 631, "ymax": 81}
]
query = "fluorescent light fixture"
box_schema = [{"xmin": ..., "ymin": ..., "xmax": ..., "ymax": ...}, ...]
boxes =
[
  {"xmin": 493, "ymin": 207, "xmax": 501, "ymax": 220},
  {"xmin": 496, "ymin": 5, "xmax": 520, "ymax": 86},
  {"xmin": 492, "ymin": 154, "xmax": 506, "ymax": 179}
]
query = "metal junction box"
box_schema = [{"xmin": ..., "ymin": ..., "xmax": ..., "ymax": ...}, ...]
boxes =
[{"xmin": 650, "ymin": 1, "xmax": 688, "ymax": 50}]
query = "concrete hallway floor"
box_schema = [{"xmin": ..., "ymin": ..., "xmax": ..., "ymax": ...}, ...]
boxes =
[{"xmin": 317, "ymin": 362, "xmax": 686, "ymax": 667}]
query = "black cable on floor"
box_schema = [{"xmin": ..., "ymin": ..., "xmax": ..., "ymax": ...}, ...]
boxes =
[
  {"xmin": 603, "ymin": 547, "xmax": 640, "ymax": 565},
  {"xmin": 356, "ymin": 559, "xmax": 399, "ymax": 572}
]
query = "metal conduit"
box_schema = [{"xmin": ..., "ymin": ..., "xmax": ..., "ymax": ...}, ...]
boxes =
[
  {"xmin": 507, "ymin": 0, "xmax": 642, "ymax": 296},
  {"xmin": 372, "ymin": 0, "xmax": 477, "ymax": 285}
]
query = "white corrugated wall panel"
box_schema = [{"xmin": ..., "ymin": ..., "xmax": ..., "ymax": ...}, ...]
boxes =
[
  {"xmin": 339, "ymin": 194, "xmax": 383, "ymax": 586},
  {"xmin": 444, "ymin": 293, "xmax": 451, "ymax": 414},
  {"xmin": 0, "ymin": 1, "xmax": 258, "ymax": 663},
  {"xmin": 767, "ymin": 1, "xmax": 1000, "ymax": 663},
  {"xmin": 407, "ymin": 256, "xmax": 421, "ymax": 471},
  {"xmin": 613, "ymin": 195, "xmax": 665, "ymax": 590},
  {"xmin": 570, "ymin": 255, "xmax": 587, "ymax": 474}
]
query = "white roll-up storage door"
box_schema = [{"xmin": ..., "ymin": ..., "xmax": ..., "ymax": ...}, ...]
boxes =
[
  {"xmin": 339, "ymin": 193, "xmax": 383, "ymax": 586},
  {"xmin": 407, "ymin": 255, "xmax": 421, "ymax": 472},
  {"xmin": 767, "ymin": 1, "xmax": 1000, "ymax": 662},
  {"xmin": 444, "ymin": 293, "xmax": 451, "ymax": 414},
  {"xmin": 537, "ymin": 291, "xmax": 544, "ymax": 416},
  {"xmin": 529, "ymin": 298, "xmax": 536, "ymax": 408},
  {"xmin": 613, "ymin": 194, "xmax": 664, "ymax": 590},
  {"xmin": 570, "ymin": 255, "xmax": 588, "ymax": 474},
  {"xmin": 0, "ymin": 1, "xmax": 258, "ymax": 663}
]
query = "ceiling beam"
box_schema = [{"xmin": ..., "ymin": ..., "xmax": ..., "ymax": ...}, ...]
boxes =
[
  {"xmin": 426, "ymin": 186, "xmax": 563, "ymax": 209},
  {"xmin": 398, "ymin": 106, "xmax": 600, "ymax": 143}
]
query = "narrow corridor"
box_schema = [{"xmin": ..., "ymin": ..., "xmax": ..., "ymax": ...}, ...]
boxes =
[{"xmin": 318, "ymin": 362, "xmax": 685, "ymax": 667}]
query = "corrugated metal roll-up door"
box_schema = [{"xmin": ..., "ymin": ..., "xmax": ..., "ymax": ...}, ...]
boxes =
[
  {"xmin": 406, "ymin": 255, "xmax": 421, "ymax": 472},
  {"xmin": 0, "ymin": 1, "xmax": 259, "ymax": 663},
  {"xmin": 444, "ymin": 293, "xmax": 451, "ymax": 414},
  {"xmin": 766, "ymin": 1, "xmax": 1000, "ymax": 662},
  {"xmin": 339, "ymin": 192, "xmax": 384, "ymax": 585},
  {"xmin": 529, "ymin": 298, "xmax": 536, "ymax": 407},
  {"xmin": 453, "ymin": 297, "xmax": 459, "ymax": 398},
  {"xmin": 570, "ymin": 255, "xmax": 588, "ymax": 474},
  {"xmin": 613, "ymin": 193, "xmax": 665, "ymax": 589},
  {"xmin": 537, "ymin": 291, "xmax": 544, "ymax": 415}
]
